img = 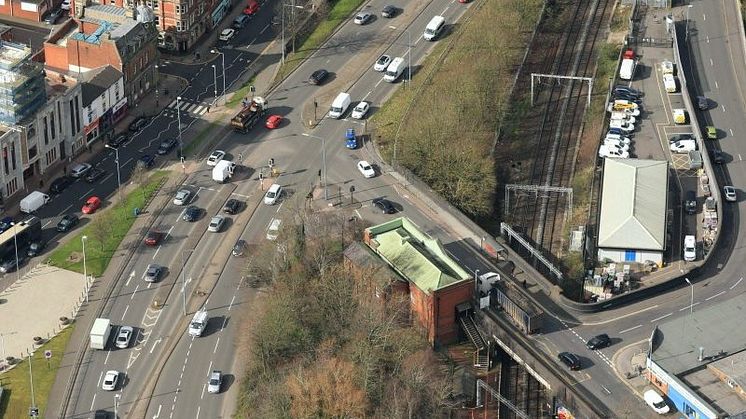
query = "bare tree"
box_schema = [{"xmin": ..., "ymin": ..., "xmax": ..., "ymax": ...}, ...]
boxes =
[
  {"xmin": 130, "ymin": 163, "xmax": 148, "ymax": 200},
  {"xmin": 88, "ymin": 211, "xmax": 113, "ymax": 251}
]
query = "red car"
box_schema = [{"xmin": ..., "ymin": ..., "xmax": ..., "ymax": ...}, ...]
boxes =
[
  {"xmin": 81, "ymin": 196, "xmax": 102, "ymax": 214},
  {"xmin": 265, "ymin": 115, "xmax": 283, "ymax": 129},
  {"xmin": 243, "ymin": 1, "xmax": 259, "ymax": 15},
  {"xmin": 144, "ymin": 231, "xmax": 164, "ymax": 246}
]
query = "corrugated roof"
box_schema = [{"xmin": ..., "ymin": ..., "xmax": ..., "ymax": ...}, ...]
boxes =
[
  {"xmin": 598, "ymin": 159, "xmax": 668, "ymax": 250},
  {"xmin": 365, "ymin": 218, "xmax": 470, "ymax": 294}
]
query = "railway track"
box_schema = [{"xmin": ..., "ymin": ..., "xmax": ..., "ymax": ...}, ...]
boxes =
[{"xmin": 507, "ymin": 0, "xmax": 612, "ymax": 263}]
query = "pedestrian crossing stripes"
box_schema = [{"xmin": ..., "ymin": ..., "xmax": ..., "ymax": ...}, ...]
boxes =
[{"xmin": 163, "ymin": 98, "xmax": 211, "ymax": 117}]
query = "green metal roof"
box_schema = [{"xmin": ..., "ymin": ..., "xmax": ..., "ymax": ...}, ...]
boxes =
[{"xmin": 365, "ymin": 218, "xmax": 470, "ymax": 294}]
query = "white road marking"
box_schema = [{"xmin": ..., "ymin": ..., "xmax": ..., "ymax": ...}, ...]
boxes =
[
  {"xmin": 125, "ymin": 270, "xmax": 135, "ymax": 287},
  {"xmin": 706, "ymin": 35, "xmax": 709, "ymax": 43},
  {"xmin": 153, "ymin": 246, "xmax": 161, "ymax": 259},
  {"xmin": 703, "ymin": 13, "xmax": 706, "ymax": 21},
  {"xmin": 679, "ymin": 302, "xmax": 700, "ymax": 311},
  {"xmin": 375, "ymin": 77, "xmax": 384, "ymax": 88},
  {"xmin": 60, "ymin": 204, "xmax": 73, "ymax": 215},
  {"xmin": 42, "ymin": 220, "xmax": 52, "ymax": 228},
  {"xmin": 361, "ymin": 90, "xmax": 373, "ymax": 101},
  {"xmin": 100, "ymin": 173, "xmax": 114, "ymax": 184},
  {"xmin": 122, "ymin": 157, "xmax": 134, "ymax": 167},
  {"xmin": 650, "ymin": 312, "xmax": 672, "ymax": 323},
  {"xmin": 122, "ymin": 304, "xmax": 130, "ymax": 320},
  {"xmin": 722, "ymin": 105, "xmax": 726, "ymax": 112},
  {"xmin": 104, "ymin": 349, "xmax": 111, "ymax": 365},
  {"xmin": 710, "ymin": 58, "xmax": 714, "ymax": 66},
  {"xmin": 90, "ymin": 393, "xmax": 97, "ymax": 411},
  {"xmin": 715, "ymin": 81, "xmax": 719, "ymax": 89},
  {"xmin": 584, "ymin": 304, "xmax": 659, "ymax": 325},
  {"xmin": 131, "ymin": 285, "xmax": 139, "ymax": 300},
  {"xmin": 206, "ymin": 361, "xmax": 213, "ymax": 377},
  {"xmin": 731, "ymin": 277, "xmax": 743, "ymax": 289},
  {"xmin": 154, "ymin": 404, "xmax": 162, "ymax": 418},
  {"xmin": 260, "ymin": 23, "xmax": 270, "ymax": 34},
  {"xmin": 80, "ymin": 188, "xmax": 95, "ymax": 199},
  {"xmin": 201, "ymin": 384, "xmax": 207, "ymax": 400},
  {"xmin": 213, "ymin": 337, "xmax": 220, "ymax": 354},
  {"xmin": 739, "ymin": 154, "xmax": 743, "ymax": 161},
  {"xmin": 150, "ymin": 337, "xmax": 162, "ymax": 354},
  {"xmin": 619, "ymin": 324, "xmax": 642, "ymax": 334},
  {"xmin": 706, "ymin": 290, "xmax": 726, "ymax": 301},
  {"xmin": 165, "ymin": 225, "xmax": 175, "ymax": 239},
  {"xmin": 196, "ymin": 406, "xmax": 201, "ymax": 418},
  {"xmin": 228, "ymin": 295, "xmax": 236, "ymax": 311},
  {"xmin": 221, "ymin": 317, "xmax": 228, "ymax": 329}
]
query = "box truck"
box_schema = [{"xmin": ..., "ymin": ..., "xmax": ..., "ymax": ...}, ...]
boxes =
[
  {"xmin": 90, "ymin": 318, "xmax": 112, "ymax": 350},
  {"xmin": 212, "ymin": 160, "xmax": 235, "ymax": 183},
  {"xmin": 189, "ymin": 309, "xmax": 209, "ymax": 337},
  {"xmin": 20, "ymin": 191, "xmax": 50, "ymax": 213}
]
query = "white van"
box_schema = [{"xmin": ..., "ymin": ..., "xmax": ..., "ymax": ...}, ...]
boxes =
[
  {"xmin": 383, "ymin": 57, "xmax": 405, "ymax": 82},
  {"xmin": 328, "ymin": 92, "xmax": 351, "ymax": 119},
  {"xmin": 188, "ymin": 309, "xmax": 208, "ymax": 337},
  {"xmin": 423, "ymin": 16, "xmax": 445, "ymax": 41},
  {"xmin": 683, "ymin": 235, "xmax": 696, "ymax": 261},
  {"xmin": 663, "ymin": 74, "xmax": 677, "ymax": 93}
]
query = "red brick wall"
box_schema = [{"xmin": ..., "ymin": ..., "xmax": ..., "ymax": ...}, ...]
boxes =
[
  {"xmin": 0, "ymin": 0, "xmax": 53, "ymax": 22},
  {"xmin": 432, "ymin": 281, "xmax": 473, "ymax": 344},
  {"xmin": 409, "ymin": 284, "xmax": 435, "ymax": 344}
]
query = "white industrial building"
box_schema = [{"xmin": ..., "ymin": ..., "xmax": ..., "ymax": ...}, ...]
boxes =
[{"xmin": 596, "ymin": 159, "xmax": 669, "ymax": 266}]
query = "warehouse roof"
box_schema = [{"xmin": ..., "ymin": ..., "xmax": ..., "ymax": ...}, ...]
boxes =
[
  {"xmin": 364, "ymin": 218, "xmax": 470, "ymax": 294},
  {"xmin": 597, "ymin": 159, "xmax": 668, "ymax": 250}
]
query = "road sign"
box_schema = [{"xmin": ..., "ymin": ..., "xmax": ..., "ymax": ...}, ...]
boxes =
[{"xmin": 44, "ymin": 350, "xmax": 51, "ymax": 359}]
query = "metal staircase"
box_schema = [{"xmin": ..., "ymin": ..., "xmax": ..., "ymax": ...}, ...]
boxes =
[{"xmin": 460, "ymin": 314, "xmax": 489, "ymax": 374}]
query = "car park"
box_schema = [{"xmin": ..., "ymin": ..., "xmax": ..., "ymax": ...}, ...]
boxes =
[
  {"xmin": 669, "ymin": 134, "xmax": 693, "ymax": 143},
  {"xmin": 683, "ymin": 235, "xmax": 696, "ymax": 262},
  {"xmin": 357, "ymin": 161, "xmax": 376, "ymax": 178},
  {"xmin": 264, "ymin": 184, "xmax": 282, "ymax": 205},
  {"xmin": 265, "ymin": 115, "xmax": 283, "ymax": 129},
  {"xmin": 173, "ymin": 189, "xmax": 191, "ymax": 206},
  {"xmin": 107, "ymin": 133, "xmax": 129, "ymax": 148},
  {"xmin": 558, "ymin": 352, "xmax": 581, "ymax": 370},
  {"xmin": 613, "ymin": 85, "xmax": 642, "ymax": 98},
  {"xmin": 115, "ymin": 326, "xmax": 133, "ymax": 349},
  {"xmin": 157, "ymin": 138, "xmax": 178, "ymax": 155},
  {"xmin": 101, "ymin": 370, "xmax": 119, "ymax": 391},
  {"xmin": 586, "ymin": 333, "xmax": 611, "ymax": 350},
  {"xmin": 207, "ymin": 150, "xmax": 225, "ymax": 166},
  {"xmin": 223, "ymin": 199, "xmax": 241, "ymax": 214},
  {"xmin": 208, "ymin": 370, "xmax": 222, "ymax": 393},
  {"xmin": 138, "ymin": 154, "xmax": 155, "ymax": 168},
  {"xmin": 598, "ymin": 145, "xmax": 629, "ymax": 159},
  {"xmin": 85, "ymin": 167, "xmax": 106, "ymax": 183},
  {"xmin": 144, "ymin": 230, "xmax": 164, "ymax": 246},
  {"xmin": 182, "ymin": 205, "xmax": 201, "ymax": 222},
  {"xmin": 374, "ymin": 55, "xmax": 392, "ymax": 72},
  {"xmin": 232, "ymin": 239, "xmax": 247, "ymax": 256},
  {"xmin": 50, "ymin": 176, "xmax": 74, "ymax": 194},
  {"xmin": 27, "ymin": 242, "xmax": 46, "ymax": 257},
  {"xmin": 70, "ymin": 163, "xmax": 92, "ymax": 178},
  {"xmin": 308, "ymin": 69, "xmax": 329, "ymax": 85},
  {"xmin": 82, "ymin": 196, "xmax": 102, "ymax": 214},
  {"xmin": 604, "ymin": 134, "xmax": 631, "ymax": 145},
  {"xmin": 643, "ymin": 389, "xmax": 670, "ymax": 414},
  {"xmin": 219, "ymin": 28, "xmax": 235, "ymax": 42},
  {"xmin": 608, "ymin": 100, "xmax": 639, "ymax": 112},
  {"xmin": 372, "ymin": 197, "xmax": 396, "ymax": 214},
  {"xmin": 724, "ymin": 186, "xmax": 737, "ymax": 202},
  {"xmin": 609, "ymin": 112, "xmax": 635, "ymax": 124},
  {"xmin": 669, "ymin": 139, "xmax": 696, "ymax": 153},
  {"xmin": 243, "ymin": 0, "xmax": 259, "ymax": 15},
  {"xmin": 609, "ymin": 119, "xmax": 635, "ymax": 132},
  {"xmin": 684, "ymin": 190, "xmax": 697, "ymax": 215},
  {"xmin": 354, "ymin": 12, "xmax": 373, "ymax": 24},
  {"xmin": 607, "ymin": 127, "xmax": 625, "ymax": 137},
  {"xmin": 706, "ymin": 126, "xmax": 717, "ymax": 139},
  {"xmin": 351, "ymin": 101, "xmax": 370, "ymax": 119},
  {"xmin": 44, "ymin": 8, "xmax": 63, "ymax": 24},
  {"xmin": 56, "ymin": 214, "xmax": 79, "ymax": 232},
  {"xmin": 128, "ymin": 116, "xmax": 148, "ymax": 133},
  {"xmin": 696, "ymin": 96, "xmax": 709, "ymax": 111},
  {"xmin": 603, "ymin": 139, "xmax": 630, "ymax": 151},
  {"xmin": 208, "ymin": 215, "xmax": 226, "ymax": 232},
  {"xmin": 381, "ymin": 5, "xmax": 397, "ymax": 18},
  {"xmin": 143, "ymin": 264, "xmax": 162, "ymax": 282}
]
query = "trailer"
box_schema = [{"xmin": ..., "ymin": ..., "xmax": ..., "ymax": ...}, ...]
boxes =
[{"xmin": 90, "ymin": 318, "xmax": 111, "ymax": 350}]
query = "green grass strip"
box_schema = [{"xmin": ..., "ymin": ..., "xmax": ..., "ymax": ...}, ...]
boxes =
[
  {"xmin": 0, "ymin": 326, "xmax": 74, "ymax": 418},
  {"xmin": 48, "ymin": 171, "xmax": 168, "ymax": 277}
]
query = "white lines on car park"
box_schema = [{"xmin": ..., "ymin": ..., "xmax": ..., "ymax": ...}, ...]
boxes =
[
  {"xmin": 650, "ymin": 312, "xmax": 672, "ymax": 323},
  {"xmin": 731, "ymin": 277, "xmax": 743, "ymax": 289},
  {"xmin": 702, "ymin": 13, "xmax": 706, "ymax": 21},
  {"xmin": 705, "ymin": 290, "xmax": 726, "ymax": 301},
  {"xmin": 619, "ymin": 324, "xmax": 642, "ymax": 334},
  {"xmin": 679, "ymin": 302, "xmax": 700, "ymax": 311},
  {"xmin": 739, "ymin": 154, "xmax": 743, "ymax": 161}
]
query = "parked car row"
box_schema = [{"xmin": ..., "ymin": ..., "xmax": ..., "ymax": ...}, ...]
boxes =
[{"xmin": 600, "ymin": 86, "xmax": 644, "ymax": 159}]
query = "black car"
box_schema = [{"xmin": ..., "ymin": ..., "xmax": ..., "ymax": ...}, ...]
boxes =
[
  {"xmin": 0, "ymin": 217, "xmax": 13, "ymax": 233},
  {"xmin": 182, "ymin": 205, "xmax": 201, "ymax": 222},
  {"xmin": 308, "ymin": 69, "xmax": 329, "ymax": 85},
  {"xmin": 157, "ymin": 138, "xmax": 178, "ymax": 155},
  {"xmin": 27, "ymin": 241, "xmax": 46, "ymax": 257},
  {"xmin": 0, "ymin": 254, "xmax": 26, "ymax": 273},
  {"xmin": 223, "ymin": 198, "xmax": 242, "ymax": 214},
  {"xmin": 232, "ymin": 239, "xmax": 247, "ymax": 256},
  {"xmin": 85, "ymin": 167, "xmax": 106, "ymax": 183},
  {"xmin": 586, "ymin": 333, "xmax": 611, "ymax": 350},
  {"xmin": 56, "ymin": 214, "xmax": 79, "ymax": 232},
  {"xmin": 696, "ymin": 96, "xmax": 709, "ymax": 111},
  {"xmin": 712, "ymin": 149, "xmax": 725, "ymax": 164},
  {"xmin": 612, "ymin": 92, "xmax": 642, "ymax": 103},
  {"xmin": 50, "ymin": 176, "xmax": 74, "ymax": 194},
  {"xmin": 558, "ymin": 352, "xmax": 581, "ymax": 370},
  {"xmin": 107, "ymin": 133, "xmax": 129, "ymax": 148},
  {"xmin": 372, "ymin": 197, "xmax": 396, "ymax": 214},
  {"xmin": 138, "ymin": 154, "xmax": 155, "ymax": 168},
  {"xmin": 381, "ymin": 5, "xmax": 397, "ymax": 18},
  {"xmin": 44, "ymin": 8, "xmax": 63, "ymax": 24},
  {"xmin": 684, "ymin": 190, "xmax": 697, "ymax": 215},
  {"xmin": 613, "ymin": 85, "xmax": 642, "ymax": 98},
  {"xmin": 128, "ymin": 116, "xmax": 149, "ymax": 133}
]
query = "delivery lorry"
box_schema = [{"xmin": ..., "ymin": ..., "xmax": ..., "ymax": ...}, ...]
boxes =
[
  {"xmin": 20, "ymin": 191, "xmax": 50, "ymax": 213},
  {"xmin": 212, "ymin": 160, "xmax": 235, "ymax": 183},
  {"xmin": 230, "ymin": 97, "xmax": 267, "ymax": 133},
  {"xmin": 90, "ymin": 318, "xmax": 112, "ymax": 350},
  {"xmin": 189, "ymin": 309, "xmax": 208, "ymax": 337}
]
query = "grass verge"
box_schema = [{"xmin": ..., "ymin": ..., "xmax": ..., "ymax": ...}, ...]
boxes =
[
  {"xmin": 182, "ymin": 121, "xmax": 219, "ymax": 157},
  {"xmin": 226, "ymin": 77, "xmax": 256, "ymax": 109},
  {"xmin": 0, "ymin": 326, "xmax": 74, "ymax": 418},
  {"xmin": 274, "ymin": 0, "xmax": 366, "ymax": 82},
  {"xmin": 47, "ymin": 171, "xmax": 168, "ymax": 276}
]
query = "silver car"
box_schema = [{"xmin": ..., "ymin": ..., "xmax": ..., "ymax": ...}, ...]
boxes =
[
  {"xmin": 208, "ymin": 370, "xmax": 222, "ymax": 393},
  {"xmin": 115, "ymin": 326, "xmax": 134, "ymax": 349},
  {"xmin": 208, "ymin": 215, "xmax": 226, "ymax": 232},
  {"xmin": 173, "ymin": 189, "xmax": 191, "ymax": 206},
  {"xmin": 143, "ymin": 264, "xmax": 162, "ymax": 282}
]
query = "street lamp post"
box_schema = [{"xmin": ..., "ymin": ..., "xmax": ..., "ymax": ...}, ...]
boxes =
[
  {"xmin": 114, "ymin": 394, "xmax": 120, "ymax": 418},
  {"xmin": 176, "ymin": 96, "xmax": 183, "ymax": 157},
  {"xmin": 684, "ymin": 277, "xmax": 694, "ymax": 314},
  {"xmin": 211, "ymin": 64, "xmax": 218, "ymax": 105},
  {"xmin": 154, "ymin": 64, "xmax": 159, "ymax": 107},
  {"xmin": 104, "ymin": 144, "xmax": 122, "ymax": 202},
  {"xmin": 388, "ymin": 26, "xmax": 412, "ymax": 84},
  {"xmin": 210, "ymin": 50, "xmax": 225, "ymax": 105},
  {"xmin": 82, "ymin": 236, "xmax": 88, "ymax": 303},
  {"xmin": 301, "ymin": 133, "xmax": 328, "ymax": 200},
  {"xmin": 29, "ymin": 349, "xmax": 36, "ymax": 417}
]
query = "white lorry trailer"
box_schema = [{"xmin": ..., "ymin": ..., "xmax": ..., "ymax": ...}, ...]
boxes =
[
  {"xmin": 20, "ymin": 191, "xmax": 50, "ymax": 213},
  {"xmin": 90, "ymin": 318, "xmax": 112, "ymax": 350},
  {"xmin": 212, "ymin": 160, "xmax": 235, "ymax": 183}
]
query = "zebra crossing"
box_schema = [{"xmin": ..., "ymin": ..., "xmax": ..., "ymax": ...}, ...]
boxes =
[{"xmin": 163, "ymin": 97, "xmax": 212, "ymax": 118}]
